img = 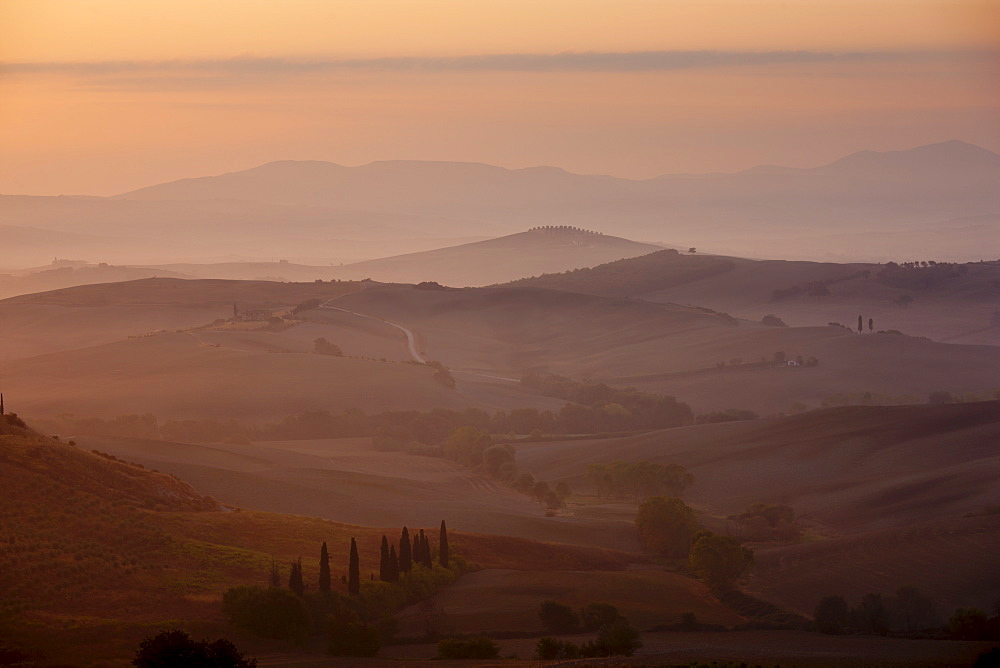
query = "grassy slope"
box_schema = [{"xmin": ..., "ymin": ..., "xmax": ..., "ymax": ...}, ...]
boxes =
[{"xmin": 0, "ymin": 417, "xmax": 637, "ymax": 666}]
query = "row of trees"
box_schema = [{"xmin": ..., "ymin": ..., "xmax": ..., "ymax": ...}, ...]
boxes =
[
  {"xmin": 223, "ymin": 521, "xmax": 458, "ymax": 656},
  {"xmin": 814, "ymin": 589, "xmax": 1000, "ymax": 640},
  {"xmin": 585, "ymin": 460, "xmax": 693, "ymax": 501}
]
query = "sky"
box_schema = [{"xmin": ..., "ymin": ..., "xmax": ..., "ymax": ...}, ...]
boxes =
[{"xmin": 1, "ymin": 0, "xmax": 998, "ymax": 195}]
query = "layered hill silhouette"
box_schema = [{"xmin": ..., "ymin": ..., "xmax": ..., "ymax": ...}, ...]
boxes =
[{"xmin": 3, "ymin": 141, "xmax": 997, "ymax": 265}]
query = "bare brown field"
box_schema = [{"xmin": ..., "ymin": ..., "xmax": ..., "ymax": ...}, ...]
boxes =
[
  {"xmin": 78, "ymin": 435, "xmax": 641, "ymax": 551},
  {"xmin": 0, "ymin": 332, "xmax": 474, "ymax": 420},
  {"xmin": 750, "ymin": 514, "xmax": 1000, "ymax": 616}
]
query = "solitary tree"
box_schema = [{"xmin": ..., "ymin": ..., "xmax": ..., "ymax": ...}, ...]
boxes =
[
  {"xmin": 635, "ymin": 496, "xmax": 699, "ymax": 557},
  {"xmin": 858, "ymin": 314, "xmax": 863, "ymax": 334},
  {"xmin": 399, "ymin": 527, "xmax": 412, "ymax": 574},
  {"xmin": 868, "ymin": 317, "xmax": 874, "ymax": 333},
  {"xmin": 348, "ymin": 538, "xmax": 360, "ymax": 595},
  {"xmin": 439, "ymin": 520, "xmax": 449, "ymax": 569},
  {"xmin": 319, "ymin": 542, "xmax": 331, "ymax": 594}
]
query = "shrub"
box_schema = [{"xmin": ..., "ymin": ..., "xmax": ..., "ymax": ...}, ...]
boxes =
[
  {"xmin": 536, "ymin": 636, "xmax": 579, "ymax": 659},
  {"xmin": 539, "ymin": 600, "xmax": 580, "ymax": 633},
  {"xmin": 814, "ymin": 595, "xmax": 850, "ymax": 634},
  {"xmin": 437, "ymin": 636, "xmax": 500, "ymax": 659},
  {"xmin": 132, "ymin": 630, "xmax": 256, "ymax": 668},
  {"xmin": 328, "ymin": 607, "xmax": 381, "ymax": 657},
  {"xmin": 580, "ymin": 620, "xmax": 642, "ymax": 657},
  {"xmin": 222, "ymin": 586, "xmax": 310, "ymax": 643},
  {"xmin": 579, "ymin": 602, "xmax": 623, "ymax": 631},
  {"xmin": 761, "ymin": 314, "xmax": 787, "ymax": 327}
]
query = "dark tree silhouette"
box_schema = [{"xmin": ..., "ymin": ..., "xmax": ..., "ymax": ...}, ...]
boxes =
[
  {"xmin": 132, "ymin": 630, "xmax": 256, "ymax": 668},
  {"xmin": 288, "ymin": 558, "xmax": 304, "ymax": 597},
  {"xmin": 439, "ymin": 520, "xmax": 450, "ymax": 569},
  {"xmin": 348, "ymin": 538, "xmax": 360, "ymax": 595},
  {"xmin": 868, "ymin": 317, "xmax": 874, "ymax": 332},
  {"xmin": 319, "ymin": 542, "xmax": 331, "ymax": 594},
  {"xmin": 379, "ymin": 535, "xmax": 390, "ymax": 581},
  {"xmin": 858, "ymin": 314, "xmax": 863, "ymax": 333},
  {"xmin": 389, "ymin": 545, "xmax": 399, "ymax": 582},
  {"xmin": 399, "ymin": 527, "xmax": 412, "ymax": 573},
  {"xmin": 269, "ymin": 560, "xmax": 281, "ymax": 588}
]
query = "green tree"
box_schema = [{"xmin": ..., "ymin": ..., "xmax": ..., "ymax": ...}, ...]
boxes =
[
  {"xmin": 348, "ymin": 538, "xmax": 360, "ymax": 595},
  {"xmin": 319, "ymin": 542, "xmax": 331, "ymax": 594},
  {"xmin": 439, "ymin": 520, "xmax": 449, "ymax": 569},
  {"xmin": 379, "ymin": 536, "xmax": 390, "ymax": 582},
  {"xmin": 688, "ymin": 533, "xmax": 753, "ymax": 586},
  {"xmin": 579, "ymin": 602, "xmax": 622, "ymax": 631},
  {"xmin": 388, "ymin": 545, "xmax": 399, "ymax": 583},
  {"xmin": 635, "ymin": 496, "xmax": 699, "ymax": 557},
  {"xmin": 313, "ymin": 337, "xmax": 344, "ymax": 356}
]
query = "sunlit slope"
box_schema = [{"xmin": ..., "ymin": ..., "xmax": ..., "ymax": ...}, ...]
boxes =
[
  {"xmin": 331, "ymin": 227, "xmax": 662, "ymax": 286},
  {"xmin": 77, "ymin": 435, "xmax": 641, "ymax": 552},
  {"xmin": 516, "ymin": 401, "xmax": 1000, "ymax": 533},
  {"xmin": 324, "ymin": 284, "xmax": 999, "ymax": 412},
  {"xmin": 0, "ymin": 333, "xmax": 472, "ymax": 420},
  {"xmin": 508, "ymin": 250, "xmax": 1000, "ymax": 344},
  {"xmin": 0, "ymin": 278, "xmax": 367, "ymax": 362}
]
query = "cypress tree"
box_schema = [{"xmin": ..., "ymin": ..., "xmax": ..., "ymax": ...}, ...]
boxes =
[
  {"xmin": 319, "ymin": 541, "xmax": 331, "ymax": 594},
  {"xmin": 348, "ymin": 538, "xmax": 360, "ymax": 595},
  {"xmin": 858, "ymin": 314, "xmax": 863, "ymax": 334},
  {"xmin": 439, "ymin": 520, "xmax": 449, "ymax": 569},
  {"xmin": 289, "ymin": 558, "xmax": 304, "ymax": 596},
  {"xmin": 389, "ymin": 545, "xmax": 399, "ymax": 582},
  {"xmin": 379, "ymin": 535, "xmax": 390, "ymax": 582},
  {"xmin": 269, "ymin": 559, "xmax": 281, "ymax": 588},
  {"xmin": 421, "ymin": 531, "xmax": 432, "ymax": 569},
  {"xmin": 399, "ymin": 527, "xmax": 412, "ymax": 573}
]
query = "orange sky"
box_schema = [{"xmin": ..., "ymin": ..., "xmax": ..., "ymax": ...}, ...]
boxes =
[{"xmin": 1, "ymin": 0, "xmax": 998, "ymax": 194}]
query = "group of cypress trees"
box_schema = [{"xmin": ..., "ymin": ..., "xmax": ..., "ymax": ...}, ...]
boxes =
[
  {"xmin": 379, "ymin": 521, "xmax": 448, "ymax": 583},
  {"xmin": 284, "ymin": 521, "xmax": 451, "ymax": 597}
]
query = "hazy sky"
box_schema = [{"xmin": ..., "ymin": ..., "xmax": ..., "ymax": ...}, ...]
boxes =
[{"xmin": 2, "ymin": 0, "xmax": 998, "ymax": 195}]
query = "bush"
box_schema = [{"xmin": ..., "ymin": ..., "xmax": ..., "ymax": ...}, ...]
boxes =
[
  {"xmin": 222, "ymin": 586, "xmax": 310, "ymax": 643},
  {"xmin": 328, "ymin": 607, "xmax": 381, "ymax": 657},
  {"xmin": 814, "ymin": 595, "xmax": 850, "ymax": 634},
  {"xmin": 539, "ymin": 600, "xmax": 580, "ymax": 633},
  {"xmin": 580, "ymin": 620, "xmax": 642, "ymax": 657},
  {"xmin": 314, "ymin": 337, "xmax": 344, "ymax": 356},
  {"xmin": 761, "ymin": 314, "xmax": 787, "ymax": 327},
  {"xmin": 536, "ymin": 636, "xmax": 579, "ymax": 659},
  {"xmin": 437, "ymin": 636, "xmax": 500, "ymax": 659},
  {"xmin": 580, "ymin": 602, "xmax": 623, "ymax": 631},
  {"xmin": 132, "ymin": 630, "xmax": 256, "ymax": 668},
  {"xmin": 689, "ymin": 533, "xmax": 753, "ymax": 586}
]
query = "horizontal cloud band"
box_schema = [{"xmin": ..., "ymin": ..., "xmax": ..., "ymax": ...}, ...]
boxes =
[{"xmin": 2, "ymin": 49, "xmax": 993, "ymax": 75}]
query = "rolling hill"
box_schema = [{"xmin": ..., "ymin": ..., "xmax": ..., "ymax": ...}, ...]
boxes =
[
  {"xmin": 506, "ymin": 250, "xmax": 1000, "ymax": 345},
  {"xmin": 514, "ymin": 401, "xmax": 1000, "ymax": 613},
  {"xmin": 327, "ymin": 226, "xmax": 662, "ymax": 286},
  {"xmin": 320, "ymin": 284, "xmax": 1000, "ymax": 413}
]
